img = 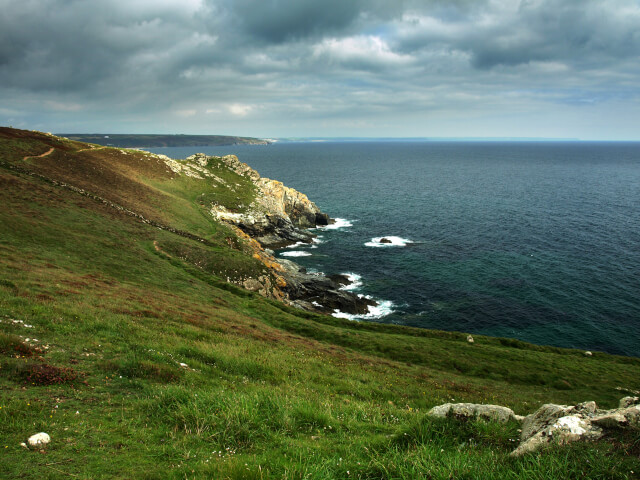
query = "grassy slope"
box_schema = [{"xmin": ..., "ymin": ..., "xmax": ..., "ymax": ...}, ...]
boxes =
[{"xmin": 0, "ymin": 128, "xmax": 638, "ymax": 479}]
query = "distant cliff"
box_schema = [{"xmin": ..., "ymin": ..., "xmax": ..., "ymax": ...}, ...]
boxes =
[{"xmin": 57, "ymin": 134, "xmax": 271, "ymax": 148}]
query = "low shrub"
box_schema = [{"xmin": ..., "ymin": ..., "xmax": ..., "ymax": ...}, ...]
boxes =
[{"xmin": 15, "ymin": 361, "xmax": 81, "ymax": 385}]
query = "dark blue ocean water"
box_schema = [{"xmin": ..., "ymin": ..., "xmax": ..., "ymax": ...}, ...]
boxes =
[{"xmin": 148, "ymin": 142, "xmax": 640, "ymax": 357}]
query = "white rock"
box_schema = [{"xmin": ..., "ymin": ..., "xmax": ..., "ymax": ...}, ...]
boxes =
[
  {"xmin": 27, "ymin": 432, "xmax": 50, "ymax": 448},
  {"xmin": 427, "ymin": 403, "xmax": 517, "ymax": 423},
  {"xmin": 584, "ymin": 351, "xmax": 593, "ymax": 356},
  {"xmin": 554, "ymin": 415, "xmax": 588, "ymax": 435},
  {"xmin": 467, "ymin": 335, "xmax": 474, "ymax": 344}
]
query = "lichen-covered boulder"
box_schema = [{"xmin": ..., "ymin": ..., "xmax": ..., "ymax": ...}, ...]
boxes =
[
  {"xmin": 511, "ymin": 397, "xmax": 640, "ymax": 456},
  {"xmin": 592, "ymin": 405, "xmax": 640, "ymax": 428},
  {"xmin": 511, "ymin": 415, "xmax": 603, "ymax": 456},
  {"xmin": 427, "ymin": 403, "xmax": 519, "ymax": 423},
  {"xmin": 429, "ymin": 397, "xmax": 640, "ymax": 457},
  {"xmin": 520, "ymin": 401, "xmax": 597, "ymax": 441},
  {"xmin": 619, "ymin": 396, "xmax": 639, "ymax": 409}
]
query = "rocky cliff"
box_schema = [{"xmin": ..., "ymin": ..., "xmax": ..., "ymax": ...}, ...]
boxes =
[
  {"xmin": 163, "ymin": 153, "xmax": 372, "ymax": 316},
  {"xmin": 180, "ymin": 153, "xmax": 329, "ymax": 248}
]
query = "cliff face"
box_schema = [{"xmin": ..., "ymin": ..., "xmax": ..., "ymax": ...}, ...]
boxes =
[
  {"xmin": 256, "ymin": 178, "xmax": 330, "ymax": 229},
  {"xmin": 163, "ymin": 153, "xmax": 372, "ymax": 316},
  {"xmin": 202, "ymin": 154, "xmax": 329, "ymax": 248}
]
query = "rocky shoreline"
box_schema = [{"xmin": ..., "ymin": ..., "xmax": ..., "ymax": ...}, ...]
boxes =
[{"xmin": 164, "ymin": 152, "xmax": 375, "ymax": 316}]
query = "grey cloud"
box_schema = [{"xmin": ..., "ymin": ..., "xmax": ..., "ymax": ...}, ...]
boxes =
[
  {"xmin": 220, "ymin": 0, "xmax": 363, "ymax": 43},
  {"xmin": 0, "ymin": 0, "xmax": 202, "ymax": 91},
  {"xmin": 0, "ymin": 0, "xmax": 638, "ymax": 138},
  {"xmin": 394, "ymin": 0, "xmax": 640, "ymax": 70},
  {"xmin": 471, "ymin": 1, "xmax": 640, "ymax": 69},
  {"xmin": 213, "ymin": 0, "xmax": 403, "ymax": 44}
]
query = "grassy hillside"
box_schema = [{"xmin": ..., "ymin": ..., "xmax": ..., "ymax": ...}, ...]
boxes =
[{"xmin": 0, "ymin": 127, "xmax": 638, "ymax": 479}]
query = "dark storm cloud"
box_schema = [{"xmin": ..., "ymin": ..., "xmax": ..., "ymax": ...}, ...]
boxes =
[
  {"xmin": 0, "ymin": 0, "xmax": 199, "ymax": 91},
  {"xmin": 394, "ymin": 0, "xmax": 640, "ymax": 69},
  {"xmin": 0, "ymin": 0, "xmax": 638, "ymax": 138},
  {"xmin": 218, "ymin": 0, "xmax": 369, "ymax": 43}
]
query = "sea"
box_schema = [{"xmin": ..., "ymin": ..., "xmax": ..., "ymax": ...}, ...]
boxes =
[{"xmin": 147, "ymin": 141, "xmax": 640, "ymax": 357}]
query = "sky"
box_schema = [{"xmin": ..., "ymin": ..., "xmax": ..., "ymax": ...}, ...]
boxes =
[{"xmin": 1, "ymin": 0, "xmax": 639, "ymax": 139}]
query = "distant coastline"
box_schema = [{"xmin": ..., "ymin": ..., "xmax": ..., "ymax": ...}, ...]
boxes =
[{"xmin": 56, "ymin": 133, "xmax": 272, "ymax": 148}]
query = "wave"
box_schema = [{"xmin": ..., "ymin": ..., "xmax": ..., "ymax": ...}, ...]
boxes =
[
  {"xmin": 287, "ymin": 238, "xmax": 321, "ymax": 249},
  {"xmin": 285, "ymin": 241, "xmax": 309, "ymax": 249},
  {"xmin": 365, "ymin": 236, "xmax": 413, "ymax": 247},
  {"xmin": 339, "ymin": 272, "xmax": 363, "ymax": 291},
  {"xmin": 332, "ymin": 297, "xmax": 395, "ymax": 320},
  {"xmin": 317, "ymin": 218, "xmax": 353, "ymax": 230},
  {"xmin": 280, "ymin": 251, "xmax": 312, "ymax": 257}
]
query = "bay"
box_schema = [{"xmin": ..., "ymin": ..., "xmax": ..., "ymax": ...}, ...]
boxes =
[{"xmin": 148, "ymin": 141, "xmax": 640, "ymax": 357}]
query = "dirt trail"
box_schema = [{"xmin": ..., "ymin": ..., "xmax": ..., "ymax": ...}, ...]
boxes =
[{"xmin": 23, "ymin": 147, "xmax": 54, "ymax": 161}]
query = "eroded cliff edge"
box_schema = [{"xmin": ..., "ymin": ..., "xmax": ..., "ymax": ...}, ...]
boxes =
[{"xmin": 163, "ymin": 152, "xmax": 375, "ymax": 316}]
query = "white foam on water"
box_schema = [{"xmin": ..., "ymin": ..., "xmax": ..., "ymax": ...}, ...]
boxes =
[
  {"xmin": 280, "ymin": 251, "xmax": 313, "ymax": 257},
  {"xmin": 285, "ymin": 241, "xmax": 308, "ymax": 249},
  {"xmin": 312, "ymin": 235, "xmax": 325, "ymax": 244},
  {"xmin": 317, "ymin": 218, "xmax": 353, "ymax": 230},
  {"xmin": 285, "ymin": 240, "xmax": 317, "ymax": 249},
  {"xmin": 339, "ymin": 272, "xmax": 363, "ymax": 291},
  {"xmin": 364, "ymin": 236, "xmax": 413, "ymax": 248},
  {"xmin": 332, "ymin": 298, "xmax": 395, "ymax": 320}
]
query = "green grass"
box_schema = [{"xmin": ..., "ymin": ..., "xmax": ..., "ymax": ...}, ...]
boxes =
[{"xmin": 1, "ymin": 128, "xmax": 639, "ymax": 479}]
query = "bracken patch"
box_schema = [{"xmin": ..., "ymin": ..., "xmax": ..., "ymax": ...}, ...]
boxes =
[{"xmin": 17, "ymin": 361, "xmax": 82, "ymax": 386}]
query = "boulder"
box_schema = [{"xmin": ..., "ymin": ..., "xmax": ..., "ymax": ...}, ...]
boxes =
[
  {"xmin": 427, "ymin": 403, "xmax": 518, "ymax": 423},
  {"xmin": 428, "ymin": 397, "xmax": 640, "ymax": 457},
  {"xmin": 467, "ymin": 335, "xmax": 474, "ymax": 344},
  {"xmin": 379, "ymin": 238, "xmax": 392, "ymax": 244},
  {"xmin": 511, "ymin": 398, "xmax": 640, "ymax": 456},
  {"xmin": 27, "ymin": 432, "xmax": 50, "ymax": 449},
  {"xmin": 520, "ymin": 401, "xmax": 596, "ymax": 441},
  {"xmin": 591, "ymin": 405, "xmax": 640, "ymax": 428},
  {"xmin": 512, "ymin": 415, "xmax": 602, "ymax": 456},
  {"xmin": 619, "ymin": 396, "xmax": 639, "ymax": 409}
]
